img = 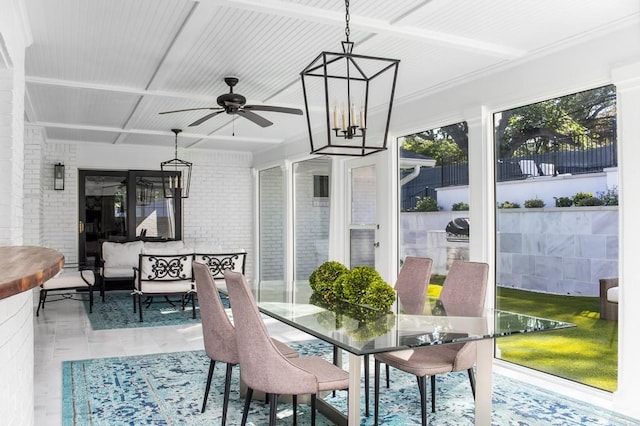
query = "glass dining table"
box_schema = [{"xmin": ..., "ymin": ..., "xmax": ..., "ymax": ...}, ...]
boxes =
[{"xmin": 229, "ymin": 280, "xmax": 575, "ymax": 426}]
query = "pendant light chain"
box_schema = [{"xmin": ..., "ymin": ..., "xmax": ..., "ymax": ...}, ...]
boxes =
[{"xmin": 344, "ymin": 0, "xmax": 350, "ymax": 42}]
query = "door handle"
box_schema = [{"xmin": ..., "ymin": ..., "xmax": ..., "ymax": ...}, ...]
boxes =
[
  {"xmin": 373, "ymin": 242, "xmax": 380, "ymax": 248},
  {"xmin": 79, "ymin": 220, "xmax": 85, "ymax": 234}
]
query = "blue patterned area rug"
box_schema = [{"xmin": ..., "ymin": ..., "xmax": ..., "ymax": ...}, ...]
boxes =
[
  {"xmin": 84, "ymin": 290, "xmax": 211, "ymax": 330},
  {"xmin": 62, "ymin": 340, "xmax": 637, "ymax": 425}
]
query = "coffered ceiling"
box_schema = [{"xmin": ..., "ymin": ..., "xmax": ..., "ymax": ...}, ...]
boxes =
[{"xmin": 22, "ymin": 0, "xmax": 640, "ymax": 153}]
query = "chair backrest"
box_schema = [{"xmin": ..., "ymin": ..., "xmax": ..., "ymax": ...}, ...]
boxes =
[
  {"xmin": 194, "ymin": 252, "xmax": 247, "ymax": 280},
  {"xmin": 224, "ymin": 270, "xmax": 317, "ymax": 395},
  {"xmin": 193, "ymin": 262, "xmax": 238, "ymax": 364},
  {"xmin": 137, "ymin": 253, "xmax": 193, "ymax": 283},
  {"xmin": 396, "ymin": 256, "xmax": 433, "ymax": 314},
  {"xmin": 439, "ymin": 261, "xmax": 489, "ymax": 317}
]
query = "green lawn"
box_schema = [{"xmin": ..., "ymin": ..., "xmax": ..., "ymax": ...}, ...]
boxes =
[{"xmin": 428, "ymin": 283, "xmax": 618, "ymax": 392}]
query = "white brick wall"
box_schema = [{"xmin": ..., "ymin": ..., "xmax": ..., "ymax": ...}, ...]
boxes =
[
  {"xmin": 0, "ymin": 292, "xmax": 34, "ymax": 426},
  {"xmin": 259, "ymin": 166, "xmax": 285, "ymax": 280},
  {"xmin": 23, "ymin": 126, "xmax": 45, "ymax": 246},
  {"xmin": 293, "ymin": 158, "xmax": 330, "ymax": 279},
  {"xmin": 30, "ymin": 141, "xmax": 255, "ymax": 278}
]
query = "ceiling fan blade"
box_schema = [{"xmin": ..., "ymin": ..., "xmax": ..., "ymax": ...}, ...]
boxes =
[
  {"xmin": 188, "ymin": 110, "xmax": 225, "ymax": 127},
  {"xmin": 244, "ymin": 105, "xmax": 303, "ymax": 115},
  {"xmin": 237, "ymin": 110, "xmax": 273, "ymax": 127},
  {"xmin": 159, "ymin": 107, "xmax": 221, "ymax": 115}
]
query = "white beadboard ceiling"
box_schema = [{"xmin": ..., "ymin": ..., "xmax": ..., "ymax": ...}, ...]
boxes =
[{"xmin": 23, "ymin": 0, "xmax": 640, "ymax": 153}]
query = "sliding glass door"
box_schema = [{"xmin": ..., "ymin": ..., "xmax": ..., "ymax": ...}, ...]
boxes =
[{"xmin": 79, "ymin": 170, "xmax": 181, "ymax": 267}]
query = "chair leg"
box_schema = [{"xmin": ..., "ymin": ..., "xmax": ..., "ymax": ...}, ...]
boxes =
[
  {"xmin": 374, "ymin": 359, "xmax": 381, "ymax": 426},
  {"xmin": 332, "ymin": 345, "xmax": 339, "ymax": 397},
  {"xmin": 386, "ymin": 364, "xmax": 390, "ymax": 388},
  {"xmin": 417, "ymin": 376, "xmax": 427, "ymax": 426},
  {"xmin": 36, "ymin": 289, "xmax": 46, "ymax": 316},
  {"xmin": 430, "ymin": 375, "xmax": 436, "ymax": 413},
  {"xmin": 269, "ymin": 393, "xmax": 278, "ymax": 426},
  {"xmin": 89, "ymin": 285, "xmax": 94, "ymax": 313},
  {"xmin": 138, "ymin": 294, "xmax": 143, "ymax": 322},
  {"xmin": 191, "ymin": 293, "xmax": 196, "ymax": 319},
  {"xmin": 222, "ymin": 363, "xmax": 233, "ymax": 426},
  {"xmin": 241, "ymin": 387, "xmax": 253, "ymax": 426},
  {"xmin": 364, "ymin": 354, "xmax": 370, "ymax": 417},
  {"xmin": 292, "ymin": 394, "xmax": 297, "ymax": 426},
  {"xmin": 468, "ymin": 368, "xmax": 476, "ymax": 398},
  {"xmin": 201, "ymin": 360, "xmax": 215, "ymax": 413},
  {"xmin": 311, "ymin": 394, "xmax": 317, "ymax": 426}
]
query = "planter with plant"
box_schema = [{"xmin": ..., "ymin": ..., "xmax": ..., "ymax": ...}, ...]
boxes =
[
  {"xmin": 498, "ymin": 201, "xmax": 521, "ymax": 209},
  {"xmin": 524, "ymin": 198, "xmax": 545, "ymax": 208},
  {"xmin": 452, "ymin": 201, "xmax": 469, "ymax": 211}
]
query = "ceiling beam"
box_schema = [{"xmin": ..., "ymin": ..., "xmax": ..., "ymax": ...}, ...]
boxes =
[
  {"xmin": 35, "ymin": 121, "xmax": 283, "ymax": 144},
  {"xmin": 208, "ymin": 0, "xmax": 525, "ymax": 58}
]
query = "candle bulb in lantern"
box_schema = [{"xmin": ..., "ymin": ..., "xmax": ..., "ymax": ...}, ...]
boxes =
[
  {"xmin": 360, "ymin": 107, "xmax": 365, "ymax": 129},
  {"xmin": 333, "ymin": 104, "xmax": 339, "ymax": 129},
  {"xmin": 350, "ymin": 103, "xmax": 356, "ymax": 127},
  {"xmin": 341, "ymin": 107, "xmax": 347, "ymax": 131}
]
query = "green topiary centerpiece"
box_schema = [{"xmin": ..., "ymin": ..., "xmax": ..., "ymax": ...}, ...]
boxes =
[
  {"xmin": 308, "ymin": 261, "xmax": 349, "ymax": 303},
  {"xmin": 336, "ymin": 266, "xmax": 395, "ymax": 312},
  {"xmin": 308, "ymin": 263, "xmax": 397, "ymax": 340}
]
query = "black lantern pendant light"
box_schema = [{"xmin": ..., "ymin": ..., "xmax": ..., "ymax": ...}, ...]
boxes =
[
  {"xmin": 300, "ymin": 0, "xmax": 400, "ymax": 156},
  {"xmin": 161, "ymin": 129, "xmax": 192, "ymax": 198}
]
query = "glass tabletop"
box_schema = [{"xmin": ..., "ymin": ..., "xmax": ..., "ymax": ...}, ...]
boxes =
[{"xmin": 232, "ymin": 280, "xmax": 575, "ymax": 356}]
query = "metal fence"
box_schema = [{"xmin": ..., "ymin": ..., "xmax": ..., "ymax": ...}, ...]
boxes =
[{"xmin": 401, "ymin": 137, "xmax": 617, "ymax": 211}]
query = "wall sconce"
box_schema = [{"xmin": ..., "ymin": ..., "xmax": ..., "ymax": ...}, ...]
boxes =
[{"xmin": 54, "ymin": 163, "xmax": 65, "ymax": 190}]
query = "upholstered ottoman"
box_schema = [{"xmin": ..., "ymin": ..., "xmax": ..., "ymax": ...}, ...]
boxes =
[{"xmin": 36, "ymin": 268, "xmax": 95, "ymax": 316}]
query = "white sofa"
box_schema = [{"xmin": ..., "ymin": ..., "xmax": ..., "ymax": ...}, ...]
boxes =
[{"xmin": 99, "ymin": 240, "xmax": 190, "ymax": 300}]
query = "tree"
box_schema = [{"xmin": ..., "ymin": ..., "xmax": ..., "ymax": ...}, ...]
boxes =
[
  {"xmin": 495, "ymin": 85, "xmax": 616, "ymax": 158},
  {"xmin": 402, "ymin": 122, "xmax": 468, "ymax": 165}
]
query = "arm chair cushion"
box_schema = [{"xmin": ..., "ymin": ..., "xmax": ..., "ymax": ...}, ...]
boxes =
[
  {"xmin": 102, "ymin": 240, "xmax": 144, "ymax": 278},
  {"xmin": 142, "ymin": 240, "xmax": 187, "ymax": 253}
]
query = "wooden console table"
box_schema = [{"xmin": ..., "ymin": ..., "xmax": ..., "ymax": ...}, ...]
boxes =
[{"xmin": 0, "ymin": 246, "xmax": 64, "ymax": 300}]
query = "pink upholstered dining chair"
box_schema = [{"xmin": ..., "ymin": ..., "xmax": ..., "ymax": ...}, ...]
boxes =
[
  {"xmin": 224, "ymin": 270, "xmax": 350, "ymax": 426},
  {"xmin": 363, "ymin": 256, "xmax": 433, "ymax": 416},
  {"xmin": 373, "ymin": 260, "xmax": 489, "ymax": 426},
  {"xmin": 192, "ymin": 262, "xmax": 298, "ymax": 425}
]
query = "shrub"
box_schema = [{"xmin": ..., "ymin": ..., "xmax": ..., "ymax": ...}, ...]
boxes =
[
  {"xmin": 524, "ymin": 198, "xmax": 545, "ymax": 208},
  {"xmin": 554, "ymin": 196, "xmax": 573, "ymax": 207},
  {"xmin": 415, "ymin": 196, "xmax": 440, "ymax": 212},
  {"xmin": 580, "ymin": 197, "xmax": 604, "ymax": 206},
  {"xmin": 598, "ymin": 188, "xmax": 618, "ymax": 206},
  {"xmin": 451, "ymin": 201, "xmax": 469, "ymax": 211},
  {"xmin": 572, "ymin": 191, "xmax": 594, "ymax": 206},
  {"xmin": 498, "ymin": 201, "xmax": 520, "ymax": 209},
  {"xmin": 308, "ymin": 261, "xmax": 348, "ymax": 300}
]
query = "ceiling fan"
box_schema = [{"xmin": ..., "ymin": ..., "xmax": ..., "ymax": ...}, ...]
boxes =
[{"xmin": 159, "ymin": 77, "xmax": 303, "ymax": 128}]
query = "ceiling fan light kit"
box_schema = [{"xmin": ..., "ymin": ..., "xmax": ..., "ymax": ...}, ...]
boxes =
[
  {"xmin": 300, "ymin": 0, "xmax": 399, "ymax": 156},
  {"xmin": 161, "ymin": 128, "xmax": 192, "ymax": 199}
]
